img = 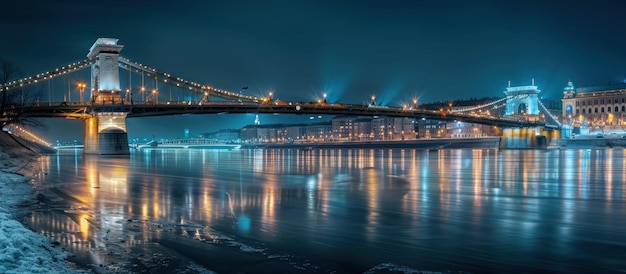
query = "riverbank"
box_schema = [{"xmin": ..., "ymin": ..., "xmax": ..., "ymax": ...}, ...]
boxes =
[
  {"xmin": 561, "ymin": 136, "xmax": 626, "ymax": 149},
  {"xmin": 241, "ymin": 137, "xmax": 501, "ymax": 150},
  {"xmin": 0, "ymin": 131, "xmax": 77, "ymax": 273}
]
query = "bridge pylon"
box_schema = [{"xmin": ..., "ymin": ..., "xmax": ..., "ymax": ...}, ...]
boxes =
[
  {"xmin": 88, "ymin": 38, "xmax": 124, "ymax": 104},
  {"xmin": 84, "ymin": 38, "xmax": 129, "ymax": 155},
  {"xmin": 84, "ymin": 113, "xmax": 129, "ymax": 155},
  {"xmin": 504, "ymin": 81, "xmax": 540, "ymax": 120}
]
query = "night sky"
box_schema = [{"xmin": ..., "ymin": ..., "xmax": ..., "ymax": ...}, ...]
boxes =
[{"xmin": 2, "ymin": 0, "xmax": 626, "ymax": 142}]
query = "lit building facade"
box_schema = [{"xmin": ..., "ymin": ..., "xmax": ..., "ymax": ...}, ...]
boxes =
[
  {"xmin": 305, "ymin": 123, "xmax": 333, "ymax": 142},
  {"xmin": 371, "ymin": 117, "xmax": 416, "ymax": 141},
  {"xmin": 562, "ymin": 82, "xmax": 626, "ymax": 130},
  {"xmin": 203, "ymin": 129, "xmax": 240, "ymax": 141},
  {"xmin": 416, "ymin": 119, "xmax": 499, "ymax": 139},
  {"xmin": 332, "ymin": 116, "xmax": 355, "ymax": 141},
  {"xmin": 237, "ymin": 116, "xmax": 416, "ymax": 143}
]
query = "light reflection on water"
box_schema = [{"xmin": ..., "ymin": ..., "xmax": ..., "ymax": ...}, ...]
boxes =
[{"xmin": 27, "ymin": 148, "xmax": 626, "ymax": 273}]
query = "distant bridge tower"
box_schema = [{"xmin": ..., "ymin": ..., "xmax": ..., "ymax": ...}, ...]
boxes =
[
  {"xmin": 87, "ymin": 38, "xmax": 124, "ymax": 104},
  {"xmin": 504, "ymin": 80, "xmax": 540, "ymax": 119},
  {"xmin": 83, "ymin": 38, "xmax": 129, "ymax": 155}
]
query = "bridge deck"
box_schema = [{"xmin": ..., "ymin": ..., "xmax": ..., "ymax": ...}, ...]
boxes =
[{"xmin": 18, "ymin": 101, "xmax": 556, "ymax": 128}]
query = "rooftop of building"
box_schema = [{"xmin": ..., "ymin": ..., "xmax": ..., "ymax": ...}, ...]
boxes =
[{"xmin": 575, "ymin": 82, "xmax": 626, "ymax": 93}]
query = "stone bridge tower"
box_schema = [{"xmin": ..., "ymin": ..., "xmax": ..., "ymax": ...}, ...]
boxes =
[
  {"xmin": 84, "ymin": 38, "xmax": 129, "ymax": 155},
  {"xmin": 87, "ymin": 38, "xmax": 124, "ymax": 104},
  {"xmin": 504, "ymin": 80, "xmax": 540, "ymax": 121}
]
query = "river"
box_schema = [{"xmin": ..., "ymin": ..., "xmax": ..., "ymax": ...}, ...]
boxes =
[{"xmin": 24, "ymin": 148, "xmax": 626, "ymax": 273}]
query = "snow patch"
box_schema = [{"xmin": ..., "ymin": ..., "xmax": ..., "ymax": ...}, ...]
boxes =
[{"xmin": 0, "ymin": 132, "xmax": 78, "ymax": 273}]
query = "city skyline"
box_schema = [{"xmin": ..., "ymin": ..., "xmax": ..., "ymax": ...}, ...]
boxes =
[{"xmin": 3, "ymin": 0, "xmax": 626, "ymax": 141}]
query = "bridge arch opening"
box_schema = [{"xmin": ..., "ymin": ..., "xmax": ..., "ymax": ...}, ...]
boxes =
[{"xmin": 517, "ymin": 103, "xmax": 527, "ymax": 115}]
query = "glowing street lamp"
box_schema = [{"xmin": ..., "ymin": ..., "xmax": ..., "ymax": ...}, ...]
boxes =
[
  {"xmin": 323, "ymin": 93, "xmax": 327, "ymax": 103},
  {"xmin": 126, "ymin": 88, "xmax": 132, "ymax": 104},
  {"xmin": 141, "ymin": 86, "xmax": 146, "ymax": 102},
  {"xmin": 77, "ymin": 82, "xmax": 86, "ymax": 104},
  {"xmin": 201, "ymin": 91, "xmax": 209, "ymax": 104},
  {"xmin": 264, "ymin": 92, "xmax": 273, "ymax": 103},
  {"xmin": 152, "ymin": 89, "xmax": 158, "ymax": 104}
]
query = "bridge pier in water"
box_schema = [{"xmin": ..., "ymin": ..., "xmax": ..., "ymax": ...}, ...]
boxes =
[
  {"xmin": 84, "ymin": 113, "xmax": 130, "ymax": 155},
  {"xmin": 500, "ymin": 127, "xmax": 561, "ymax": 149}
]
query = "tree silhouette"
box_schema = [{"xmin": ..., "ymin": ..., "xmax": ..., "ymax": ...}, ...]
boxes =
[{"xmin": 0, "ymin": 57, "xmax": 45, "ymax": 129}]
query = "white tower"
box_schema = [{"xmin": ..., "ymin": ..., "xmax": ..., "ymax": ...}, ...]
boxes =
[
  {"xmin": 504, "ymin": 82, "xmax": 540, "ymax": 117},
  {"xmin": 87, "ymin": 38, "xmax": 124, "ymax": 103}
]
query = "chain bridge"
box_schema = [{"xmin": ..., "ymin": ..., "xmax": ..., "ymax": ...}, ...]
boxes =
[{"xmin": 1, "ymin": 38, "xmax": 561, "ymax": 154}]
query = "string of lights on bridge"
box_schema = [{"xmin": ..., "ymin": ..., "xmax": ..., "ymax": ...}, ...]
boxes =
[
  {"xmin": 0, "ymin": 48, "xmax": 560, "ymax": 130},
  {"xmin": 1, "ymin": 59, "xmax": 95, "ymax": 91}
]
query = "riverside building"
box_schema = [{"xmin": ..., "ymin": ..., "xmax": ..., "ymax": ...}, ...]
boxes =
[{"xmin": 562, "ymin": 81, "xmax": 626, "ymax": 133}]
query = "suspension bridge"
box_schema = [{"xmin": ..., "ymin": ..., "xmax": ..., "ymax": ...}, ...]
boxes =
[{"xmin": 1, "ymin": 38, "xmax": 562, "ymax": 154}]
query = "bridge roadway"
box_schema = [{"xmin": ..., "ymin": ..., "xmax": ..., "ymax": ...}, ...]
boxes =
[{"xmin": 18, "ymin": 101, "xmax": 555, "ymax": 128}]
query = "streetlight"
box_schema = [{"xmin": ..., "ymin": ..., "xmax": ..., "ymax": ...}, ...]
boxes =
[
  {"xmin": 141, "ymin": 86, "xmax": 146, "ymax": 102},
  {"xmin": 77, "ymin": 82, "xmax": 86, "ymax": 104},
  {"xmin": 371, "ymin": 96, "xmax": 376, "ymax": 106},
  {"xmin": 152, "ymin": 89, "xmax": 158, "ymax": 104},
  {"xmin": 323, "ymin": 93, "xmax": 327, "ymax": 103},
  {"xmin": 125, "ymin": 88, "xmax": 131, "ymax": 104},
  {"xmin": 264, "ymin": 92, "xmax": 273, "ymax": 103}
]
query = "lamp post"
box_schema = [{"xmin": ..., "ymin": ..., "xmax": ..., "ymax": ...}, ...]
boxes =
[
  {"xmin": 126, "ymin": 88, "xmax": 131, "ymax": 104},
  {"xmin": 77, "ymin": 82, "xmax": 86, "ymax": 104}
]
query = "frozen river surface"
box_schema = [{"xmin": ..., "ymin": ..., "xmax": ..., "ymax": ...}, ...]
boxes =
[{"xmin": 26, "ymin": 148, "xmax": 626, "ymax": 273}]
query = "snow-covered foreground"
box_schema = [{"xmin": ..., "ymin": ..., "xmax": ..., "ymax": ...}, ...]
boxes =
[{"xmin": 0, "ymin": 131, "xmax": 77, "ymax": 273}]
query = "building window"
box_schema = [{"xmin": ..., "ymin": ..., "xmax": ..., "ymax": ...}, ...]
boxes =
[
  {"xmin": 582, "ymin": 109, "xmax": 586, "ymax": 114},
  {"xmin": 601, "ymin": 107, "xmax": 604, "ymax": 113},
  {"xmin": 616, "ymin": 106, "xmax": 619, "ymax": 112},
  {"xmin": 623, "ymin": 106, "xmax": 625, "ymax": 112},
  {"xmin": 576, "ymin": 109, "xmax": 580, "ymax": 114},
  {"xmin": 582, "ymin": 101, "xmax": 586, "ymax": 106},
  {"xmin": 608, "ymin": 107, "xmax": 611, "ymax": 112},
  {"xmin": 595, "ymin": 108, "xmax": 598, "ymax": 113}
]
